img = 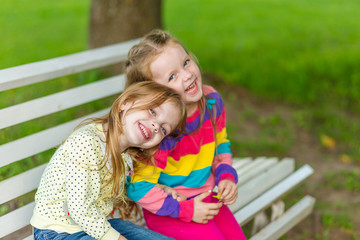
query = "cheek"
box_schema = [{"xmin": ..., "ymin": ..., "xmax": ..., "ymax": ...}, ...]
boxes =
[{"xmin": 152, "ymin": 135, "xmax": 163, "ymax": 147}]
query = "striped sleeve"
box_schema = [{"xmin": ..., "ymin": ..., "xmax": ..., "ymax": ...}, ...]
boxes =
[
  {"xmin": 126, "ymin": 139, "xmax": 194, "ymax": 222},
  {"xmin": 205, "ymin": 86, "xmax": 238, "ymax": 185}
]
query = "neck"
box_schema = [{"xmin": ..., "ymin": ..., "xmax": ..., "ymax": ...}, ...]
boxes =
[{"xmin": 186, "ymin": 102, "xmax": 199, "ymax": 116}]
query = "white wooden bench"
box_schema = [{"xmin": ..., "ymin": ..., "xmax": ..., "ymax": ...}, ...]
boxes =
[{"xmin": 0, "ymin": 39, "xmax": 315, "ymax": 240}]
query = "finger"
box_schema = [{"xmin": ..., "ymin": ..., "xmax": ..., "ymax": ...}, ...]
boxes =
[
  {"xmin": 223, "ymin": 198, "xmax": 235, "ymax": 205},
  {"xmin": 207, "ymin": 202, "xmax": 223, "ymax": 210},
  {"xmin": 221, "ymin": 186, "xmax": 233, "ymax": 199},
  {"xmin": 197, "ymin": 190, "xmax": 211, "ymax": 201},
  {"xmin": 209, "ymin": 209, "xmax": 220, "ymax": 216},
  {"xmin": 223, "ymin": 193, "xmax": 237, "ymax": 205},
  {"xmin": 176, "ymin": 194, "xmax": 187, "ymax": 201}
]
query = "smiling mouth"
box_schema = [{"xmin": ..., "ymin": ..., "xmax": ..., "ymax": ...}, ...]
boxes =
[
  {"xmin": 138, "ymin": 123, "xmax": 151, "ymax": 140},
  {"xmin": 185, "ymin": 80, "xmax": 198, "ymax": 95}
]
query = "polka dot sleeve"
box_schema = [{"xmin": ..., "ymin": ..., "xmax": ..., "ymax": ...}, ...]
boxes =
[{"xmin": 63, "ymin": 131, "xmax": 119, "ymax": 240}]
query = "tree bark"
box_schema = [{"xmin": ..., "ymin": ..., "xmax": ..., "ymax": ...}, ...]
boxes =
[{"xmin": 89, "ymin": 0, "xmax": 162, "ymax": 49}]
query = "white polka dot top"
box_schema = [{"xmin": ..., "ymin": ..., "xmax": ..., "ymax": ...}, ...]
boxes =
[{"xmin": 30, "ymin": 123, "xmax": 132, "ymax": 240}]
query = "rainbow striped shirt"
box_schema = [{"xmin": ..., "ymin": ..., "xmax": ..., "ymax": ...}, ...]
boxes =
[{"xmin": 127, "ymin": 85, "xmax": 237, "ymax": 222}]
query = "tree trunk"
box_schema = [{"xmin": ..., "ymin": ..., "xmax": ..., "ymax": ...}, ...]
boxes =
[{"xmin": 89, "ymin": 0, "xmax": 162, "ymax": 49}]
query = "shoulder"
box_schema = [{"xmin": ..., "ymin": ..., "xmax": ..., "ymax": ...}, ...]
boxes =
[
  {"xmin": 202, "ymin": 84, "xmax": 218, "ymax": 95},
  {"xmin": 203, "ymin": 85, "xmax": 224, "ymax": 111},
  {"xmin": 63, "ymin": 123, "xmax": 105, "ymax": 166},
  {"xmin": 66, "ymin": 123, "xmax": 102, "ymax": 145},
  {"xmin": 203, "ymin": 85, "xmax": 222, "ymax": 101}
]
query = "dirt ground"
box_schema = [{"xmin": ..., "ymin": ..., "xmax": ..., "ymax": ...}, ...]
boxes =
[{"xmin": 204, "ymin": 73, "xmax": 360, "ymax": 240}]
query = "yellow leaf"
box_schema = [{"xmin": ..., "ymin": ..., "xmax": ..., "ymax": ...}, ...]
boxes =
[
  {"xmin": 320, "ymin": 134, "xmax": 335, "ymax": 150},
  {"xmin": 340, "ymin": 154, "xmax": 351, "ymax": 163},
  {"xmin": 212, "ymin": 193, "xmax": 222, "ymax": 200}
]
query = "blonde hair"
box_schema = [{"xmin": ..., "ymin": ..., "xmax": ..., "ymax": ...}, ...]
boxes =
[
  {"xmin": 125, "ymin": 29, "xmax": 216, "ymax": 135},
  {"xmin": 79, "ymin": 81, "xmax": 186, "ymax": 221}
]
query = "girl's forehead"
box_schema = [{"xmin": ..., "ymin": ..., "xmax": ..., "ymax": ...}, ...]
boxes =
[
  {"xmin": 152, "ymin": 44, "xmax": 187, "ymax": 67},
  {"xmin": 165, "ymin": 43, "xmax": 187, "ymax": 54}
]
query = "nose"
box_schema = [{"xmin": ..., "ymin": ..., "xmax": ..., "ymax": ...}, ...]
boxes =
[
  {"xmin": 152, "ymin": 122, "xmax": 159, "ymax": 133},
  {"xmin": 182, "ymin": 69, "xmax": 192, "ymax": 81}
]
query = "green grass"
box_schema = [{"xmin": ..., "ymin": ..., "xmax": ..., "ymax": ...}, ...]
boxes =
[
  {"xmin": 325, "ymin": 169, "xmax": 360, "ymax": 192},
  {"xmin": 164, "ymin": 0, "xmax": 360, "ymax": 111},
  {"xmin": 164, "ymin": 0, "xmax": 360, "ymax": 162},
  {"xmin": 0, "ymin": 0, "xmax": 89, "ymax": 69}
]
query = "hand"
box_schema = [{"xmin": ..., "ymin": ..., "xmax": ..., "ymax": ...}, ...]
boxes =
[
  {"xmin": 217, "ymin": 180, "xmax": 238, "ymax": 205},
  {"xmin": 192, "ymin": 191, "xmax": 223, "ymax": 224},
  {"xmin": 157, "ymin": 184, "xmax": 187, "ymax": 201},
  {"xmin": 118, "ymin": 235, "xmax": 128, "ymax": 240}
]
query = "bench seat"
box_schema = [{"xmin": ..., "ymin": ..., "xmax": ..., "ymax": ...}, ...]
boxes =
[{"xmin": 0, "ymin": 39, "xmax": 314, "ymax": 240}]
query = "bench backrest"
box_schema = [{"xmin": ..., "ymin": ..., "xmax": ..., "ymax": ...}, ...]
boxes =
[{"xmin": 0, "ymin": 38, "xmax": 140, "ymax": 239}]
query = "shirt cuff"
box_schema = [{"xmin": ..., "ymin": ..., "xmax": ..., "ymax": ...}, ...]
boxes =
[
  {"xmin": 100, "ymin": 227, "xmax": 120, "ymax": 240},
  {"xmin": 177, "ymin": 199, "xmax": 194, "ymax": 222},
  {"xmin": 219, "ymin": 173, "xmax": 237, "ymax": 184}
]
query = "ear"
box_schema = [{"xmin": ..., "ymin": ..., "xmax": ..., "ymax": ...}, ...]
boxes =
[
  {"xmin": 119, "ymin": 100, "xmax": 133, "ymax": 112},
  {"xmin": 119, "ymin": 102, "xmax": 128, "ymax": 111}
]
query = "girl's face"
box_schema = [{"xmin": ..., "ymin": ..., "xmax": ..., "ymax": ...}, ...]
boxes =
[
  {"xmin": 120, "ymin": 99, "xmax": 180, "ymax": 149},
  {"xmin": 150, "ymin": 44, "xmax": 202, "ymax": 114}
]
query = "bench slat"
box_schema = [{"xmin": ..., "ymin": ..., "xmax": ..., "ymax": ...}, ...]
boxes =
[
  {"xmin": 229, "ymin": 158, "xmax": 295, "ymax": 213},
  {"xmin": 0, "ymin": 163, "xmax": 47, "ymax": 205},
  {"xmin": 235, "ymin": 157, "xmax": 268, "ymax": 178},
  {"xmin": 249, "ymin": 195, "xmax": 315, "ymax": 240},
  {"xmin": 0, "ymin": 38, "xmax": 141, "ymax": 91},
  {"xmin": 235, "ymin": 164, "xmax": 314, "ymax": 225},
  {"xmin": 0, "ymin": 202, "xmax": 35, "ymax": 238},
  {"xmin": 0, "ymin": 109, "xmax": 109, "ymax": 168},
  {"xmin": 237, "ymin": 157, "xmax": 278, "ymax": 186},
  {"xmin": 232, "ymin": 157, "xmax": 252, "ymax": 171},
  {"xmin": 0, "ymin": 75, "xmax": 125, "ymax": 129}
]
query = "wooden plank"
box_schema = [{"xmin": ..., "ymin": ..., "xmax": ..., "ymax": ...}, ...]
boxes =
[
  {"xmin": 237, "ymin": 157, "xmax": 278, "ymax": 186},
  {"xmin": 234, "ymin": 164, "xmax": 314, "ymax": 225},
  {"xmin": 0, "ymin": 38, "xmax": 140, "ymax": 91},
  {"xmin": 0, "ymin": 109, "xmax": 109, "ymax": 168},
  {"xmin": 235, "ymin": 157, "xmax": 267, "ymax": 178},
  {"xmin": 0, "ymin": 164, "xmax": 47, "ymax": 205},
  {"xmin": 0, "ymin": 75, "xmax": 125, "ymax": 129},
  {"xmin": 249, "ymin": 195, "xmax": 315, "ymax": 240},
  {"xmin": 229, "ymin": 158, "xmax": 295, "ymax": 213},
  {"xmin": 0, "ymin": 202, "xmax": 35, "ymax": 238},
  {"xmin": 232, "ymin": 157, "xmax": 252, "ymax": 171}
]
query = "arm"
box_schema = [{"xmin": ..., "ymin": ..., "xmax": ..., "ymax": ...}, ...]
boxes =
[
  {"xmin": 157, "ymin": 184, "xmax": 187, "ymax": 201},
  {"xmin": 63, "ymin": 133, "xmax": 121, "ymax": 240},
  {"xmin": 127, "ymin": 161, "xmax": 195, "ymax": 222},
  {"xmin": 208, "ymin": 91, "xmax": 238, "ymax": 204}
]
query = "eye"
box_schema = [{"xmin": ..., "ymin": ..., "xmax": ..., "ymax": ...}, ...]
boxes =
[
  {"xmin": 161, "ymin": 126, "xmax": 167, "ymax": 135},
  {"xmin": 184, "ymin": 59, "xmax": 190, "ymax": 67},
  {"xmin": 169, "ymin": 74, "xmax": 175, "ymax": 81},
  {"xmin": 149, "ymin": 109, "xmax": 156, "ymax": 116}
]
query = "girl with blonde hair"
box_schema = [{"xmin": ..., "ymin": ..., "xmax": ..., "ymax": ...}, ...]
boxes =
[
  {"xmin": 125, "ymin": 30, "xmax": 247, "ymax": 240},
  {"xmin": 31, "ymin": 81, "xmax": 186, "ymax": 240}
]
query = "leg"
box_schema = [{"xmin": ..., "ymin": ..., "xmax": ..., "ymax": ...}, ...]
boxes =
[
  {"xmin": 33, "ymin": 228, "xmax": 95, "ymax": 240},
  {"xmin": 212, "ymin": 205, "xmax": 247, "ymax": 240},
  {"xmin": 143, "ymin": 209, "xmax": 226, "ymax": 240},
  {"xmin": 205, "ymin": 193, "xmax": 247, "ymax": 240},
  {"xmin": 108, "ymin": 218, "xmax": 174, "ymax": 240}
]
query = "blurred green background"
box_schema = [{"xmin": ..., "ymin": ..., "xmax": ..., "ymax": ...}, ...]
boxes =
[{"xmin": 1, "ymin": 0, "xmax": 359, "ymax": 238}]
